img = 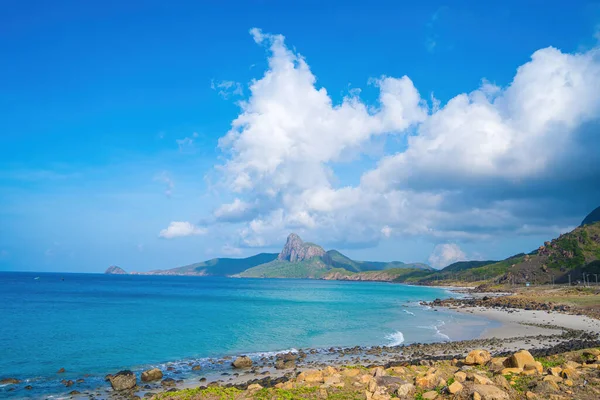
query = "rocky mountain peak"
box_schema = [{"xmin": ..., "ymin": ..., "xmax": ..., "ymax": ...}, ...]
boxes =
[
  {"xmin": 105, "ymin": 265, "xmax": 127, "ymax": 275},
  {"xmin": 278, "ymin": 233, "xmax": 326, "ymax": 262}
]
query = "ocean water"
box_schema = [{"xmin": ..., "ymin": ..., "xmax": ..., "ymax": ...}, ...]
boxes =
[{"xmin": 0, "ymin": 272, "xmax": 496, "ymax": 398}]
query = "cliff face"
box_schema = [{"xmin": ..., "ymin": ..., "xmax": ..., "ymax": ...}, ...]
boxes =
[
  {"xmin": 277, "ymin": 233, "xmax": 326, "ymax": 262},
  {"xmin": 105, "ymin": 266, "xmax": 127, "ymax": 274}
]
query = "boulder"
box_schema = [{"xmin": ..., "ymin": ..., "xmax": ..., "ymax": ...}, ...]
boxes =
[
  {"xmin": 448, "ymin": 381, "xmax": 463, "ymax": 394},
  {"xmin": 275, "ymin": 359, "xmax": 296, "ymax": 369},
  {"xmin": 161, "ymin": 378, "xmax": 176, "ymax": 387},
  {"xmin": 503, "ymin": 350, "xmax": 535, "ymax": 369},
  {"xmin": 141, "ymin": 368, "xmax": 163, "ymax": 382},
  {"xmin": 524, "ymin": 362, "xmax": 543, "ymax": 374},
  {"xmin": 232, "ymin": 356, "xmax": 253, "ymax": 369},
  {"xmin": 547, "ymin": 367, "xmax": 562, "ymax": 377},
  {"xmin": 465, "ymin": 350, "xmax": 492, "ymax": 366},
  {"xmin": 471, "ymin": 384, "xmax": 510, "ymax": 400},
  {"xmin": 0, "ymin": 378, "xmax": 20, "ymax": 385},
  {"xmin": 109, "ymin": 370, "xmax": 136, "ymax": 391},
  {"xmin": 57, "ymin": 368, "xmax": 66, "ymax": 374},
  {"xmin": 247, "ymin": 383, "xmax": 263, "ymax": 392},
  {"xmin": 472, "ymin": 374, "xmax": 493, "ymax": 385},
  {"xmin": 395, "ymin": 383, "xmax": 415, "ymax": 397},
  {"xmin": 374, "ymin": 376, "xmax": 408, "ymax": 393},
  {"xmin": 415, "ymin": 373, "xmax": 438, "ymax": 389},
  {"xmin": 297, "ymin": 370, "xmax": 324, "ymax": 383},
  {"xmin": 454, "ymin": 371, "xmax": 467, "ymax": 383},
  {"xmin": 422, "ymin": 391, "xmax": 437, "ymax": 400},
  {"xmin": 560, "ymin": 368, "xmax": 578, "ymax": 380},
  {"xmin": 535, "ymin": 380, "xmax": 559, "ymax": 392}
]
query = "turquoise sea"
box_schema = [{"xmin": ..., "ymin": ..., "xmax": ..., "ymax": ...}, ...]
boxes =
[{"xmin": 0, "ymin": 272, "xmax": 496, "ymax": 398}]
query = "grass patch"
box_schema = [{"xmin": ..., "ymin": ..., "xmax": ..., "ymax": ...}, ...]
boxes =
[
  {"xmin": 154, "ymin": 386, "xmax": 243, "ymax": 400},
  {"xmin": 536, "ymin": 356, "xmax": 565, "ymax": 369},
  {"xmin": 254, "ymin": 386, "xmax": 319, "ymax": 400}
]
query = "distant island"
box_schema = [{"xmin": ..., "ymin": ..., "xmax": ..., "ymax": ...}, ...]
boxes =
[{"xmin": 106, "ymin": 206, "xmax": 600, "ymax": 286}]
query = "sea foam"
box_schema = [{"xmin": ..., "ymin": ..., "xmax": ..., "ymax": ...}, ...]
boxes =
[{"xmin": 385, "ymin": 331, "xmax": 405, "ymax": 346}]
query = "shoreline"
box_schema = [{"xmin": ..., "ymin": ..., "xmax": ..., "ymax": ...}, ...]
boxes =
[{"xmin": 3, "ymin": 286, "xmax": 600, "ymax": 399}]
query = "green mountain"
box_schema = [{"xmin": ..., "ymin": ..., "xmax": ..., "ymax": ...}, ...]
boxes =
[
  {"xmin": 147, "ymin": 253, "xmax": 278, "ymax": 276},
  {"xmin": 237, "ymin": 233, "xmax": 431, "ymax": 279},
  {"xmin": 327, "ymin": 249, "xmax": 430, "ymax": 272},
  {"xmin": 393, "ymin": 219, "xmax": 600, "ymax": 285},
  {"xmin": 582, "ymin": 206, "xmax": 600, "ymax": 226}
]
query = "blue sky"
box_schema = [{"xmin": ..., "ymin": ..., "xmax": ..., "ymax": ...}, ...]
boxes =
[{"xmin": 1, "ymin": 0, "xmax": 600, "ymax": 272}]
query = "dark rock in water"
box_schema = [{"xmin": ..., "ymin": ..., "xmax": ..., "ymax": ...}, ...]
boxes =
[
  {"xmin": 199, "ymin": 377, "xmax": 207, "ymax": 382},
  {"xmin": 109, "ymin": 370, "xmax": 136, "ymax": 391},
  {"xmin": 57, "ymin": 367, "xmax": 66, "ymax": 373},
  {"xmin": 0, "ymin": 378, "xmax": 20, "ymax": 385},
  {"xmin": 161, "ymin": 378, "xmax": 176, "ymax": 387},
  {"xmin": 63, "ymin": 379, "xmax": 74, "ymax": 387},
  {"xmin": 76, "ymin": 379, "xmax": 85, "ymax": 383},
  {"xmin": 432, "ymin": 298, "xmax": 442, "ymax": 306},
  {"xmin": 232, "ymin": 356, "xmax": 253, "ymax": 368},
  {"xmin": 69, "ymin": 390, "xmax": 81, "ymax": 395},
  {"xmin": 192, "ymin": 365, "xmax": 202, "ymax": 371},
  {"xmin": 166, "ymin": 366, "xmax": 175, "ymax": 371},
  {"xmin": 105, "ymin": 266, "xmax": 127, "ymax": 275},
  {"xmin": 143, "ymin": 393, "xmax": 155, "ymax": 398},
  {"xmin": 141, "ymin": 368, "xmax": 163, "ymax": 382},
  {"xmin": 25, "ymin": 385, "xmax": 33, "ymax": 390},
  {"xmin": 104, "ymin": 374, "xmax": 113, "ymax": 382}
]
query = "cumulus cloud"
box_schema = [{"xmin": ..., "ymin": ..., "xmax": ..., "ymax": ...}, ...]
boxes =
[
  {"xmin": 428, "ymin": 243, "xmax": 467, "ymax": 268},
  {"xmin": 159, "ymin": 221, "xmax": 207, "ymax": 239},
  {"xmin": 209, "ymin": 29, "xmax": 600, "ymax": 251}
]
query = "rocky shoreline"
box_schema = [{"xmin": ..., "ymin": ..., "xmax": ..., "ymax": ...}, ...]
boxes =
[{"xmin": 2, "ymin": 287, "xmax": 599, "ymax": 400}]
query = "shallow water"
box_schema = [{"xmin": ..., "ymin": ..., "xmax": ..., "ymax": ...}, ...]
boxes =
[{"xmin": 0, "ymin": 272, "xmax": 495, "ymax": 398}]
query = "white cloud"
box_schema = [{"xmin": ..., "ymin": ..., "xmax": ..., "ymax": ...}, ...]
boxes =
[
  {"xmin": 176, "ymin": 132, "xmax": 199, "ymax": 153},
  {"xmin": 428, "ymin": 243, "xmax": 466, "ymax": 268},
  {"xmin": 214, "ymin": 198, "xmax": 256, "ymax": 222},
  {"xmin": 154, "ymin": 171, "xmax": 174, "ymax": 197},
  {"xmin": 211, "ymin": 80, "xmax": 244, "ymax": 99},
  {"xmin": 208, "ymin": 29, "xmax": 600, "ymax": 251},
  {"xmin": 159, "ymin": 221, "xmax": 207, "ymax": 239}
]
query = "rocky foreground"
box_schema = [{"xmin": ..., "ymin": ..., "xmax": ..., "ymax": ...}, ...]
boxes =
[{"xmin": 128, "ymin": 346, "xmax": 600, "ymax": 400}]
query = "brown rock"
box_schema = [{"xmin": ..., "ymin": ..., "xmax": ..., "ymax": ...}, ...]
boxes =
[
  {"xmin": 471, "ymin": 384, "xmax": 509, "ymax": 400},
  {"xmin": 422, "ymin": 391, "xmax": 438, "ymax": 400},
  {"xmin": 504, "ymin": 350, "xmax": 535, "ymax": 369},
  {"xmin": 0, "ymin": 378, "xmax": 20, "ymax": 385},
  {"xmin": 473, "ymin": 393, "xmax": 482, "ymax": 400},
  {"xmin": 563, "ymin": 361, "xmax": 581, "ymax": 369},
  {"xmin": 297, "ymin": 370, "xmax": 324, "ymax": 383},
  {"xmin": 543, "ymin": 375, "xmax": 563, "ymax": 383},
  {"xmin": 396, "ymin": 383, "xmax": 415, "ymax": 397},
  {"xmin": 465, "ymin": 350, "xmax": 492, "ymax": 366},
  {"xmin": 500, "ymin": 368, "xmax": 522, "ymax": 375},
  {"xmin": 192, "ymin": 365, "xmax": 202, "ymax": 371},
  {"xmin": 448, "ymin": 381, "xmax": 463, "ymax": 394},
  {"xmin": 232, "ymin": 356, "xmax": 253, "ymax": 369},
  {"xmin": 472, "ymin": 374, "xmax": 493, "ymax": 385},
  {"xmin": 141, "ymin": 368, "xmax": 163, "ymax": 382},
  {"xmin": 415, "ymin": 374, "xmax": 438, "ymax": 389},
  {"xmin": 454, "ymin": 371, "xmax": 467, "ymax": 383},
  {"xmin": 525, "ymin": 391, "xmax": 537, "ymax": 399},
  {"xmin": 57, "ymin": 368, "xmax": 66, "ymax": 374},
  {"xmin": 161, "ymin": 378, "xmax": 176, "ymax": 387},
  {"xmin": 109, "ymin": 370, "xmax": 136, "ymax": 391},
  {"xmin": 548, "ymin": 367, "xmax": 562, "ymax": 377},
  {"xmin": 560, "ymin": 368, "xmax": 577, "ymax": 380},
  {"xmin": 524, "ymin": 362, "xmax": 543, "ymax": 374}
]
